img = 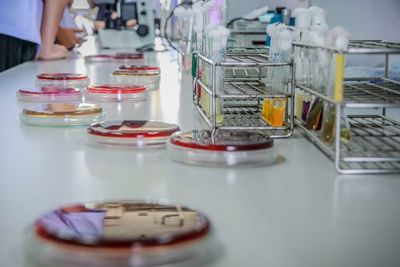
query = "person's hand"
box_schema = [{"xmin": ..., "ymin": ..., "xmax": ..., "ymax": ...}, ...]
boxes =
[
  {"xmin": 56, "ymin": 27, "xmax": 80, "ymax": 50},
  {"xmin": 36, "ymin": 44, "xmax": 69, "ymax": 60}
]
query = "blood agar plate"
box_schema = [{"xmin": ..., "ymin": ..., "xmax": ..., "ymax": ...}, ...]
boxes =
[
  {"xmin": 87, "ymin": 120, "xmax": 180, "ymax": 148},
  {"xmin": 168, "ymin": 130, "xmax": 275, "ymax": 167},
  {"xmin": 84, "ymin": 53, "xmax": 144, "ymax": 63},
  {"xmin": 84, "ymin": 54, "xmax": 116, "ymax": 63},
  {"xmin": 17, "ymin": 87, "xmax": 82, "ymax": 102},
  {"xmin": 25, "ymin": 201, "xmax": 215, "ymax": 267},
  {"xmin": 20, "ymin": 103, "xmax": 104, "ymax": 126},
  {"xmin": 36, "ymin": 73, "xmax": 89, "ymax": 89},
  {"xmin": 85, "ymin": 84, "xmax": 148, "ymax": 102},
  {"xmin": 114, "ymin": 52, "xmax": 144, "ymax": 60},
  {"xmin": 113, "ymin": 65, "xmax": 161, "ymax": 89}
]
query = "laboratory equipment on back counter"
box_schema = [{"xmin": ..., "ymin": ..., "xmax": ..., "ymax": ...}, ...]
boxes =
[
  {"xmin": 93, "ymin": 0, "xmax": 155, "ymax": 49},
  {"xmin": 227, "ymin": 5, "xmax": 269, "ymax": 47},
  {"xmin": 25, "ymin": 200, "xmax": 217, "ymax": 267}
]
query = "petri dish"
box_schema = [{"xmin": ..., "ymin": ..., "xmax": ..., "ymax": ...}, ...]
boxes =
[
  {"xmin": 36, "ymin": 73, "xmax": 90, "ymax": 89},
  {"xmin": 20, "ymin": 103, "xmax": 104, "ymax": 127},
  {"xmin": 25, "ymin": 200, "xmax": 215, "ymax": 267},
  {"xmin": 114, "ymin": 52, "xmax": 145, "ymax": 60},
  {"xmin": 84, "ymin": 53, "xmax": 144, "ymax": 63},
  {"xmin": 17, "ymin": 87, "xmax": 82, "ymax": 102},
  {"xmin": 168, "ymin": 130, "xmax": 275, "ymax": 167},
  {"xmin": 84, "ymin": 54, "xmax": 116, "ymax": 63},
  {"xmin": 87, "ymin": 120, "xmax": 180, "ymax": 148},
  {"xmin": 113, "ymin": 65, "xmax": 160, "ymax": 90},
  {"xmin": 85, "ymin": 84, "xmax": 148, "ymax": 102}
]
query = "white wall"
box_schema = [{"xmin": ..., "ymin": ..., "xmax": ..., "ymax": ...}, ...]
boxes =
[
  {"xmin": 312, "ymin": 0, "xmax": 400, "ymax": 66},
  {"xmin": 311, "ymin": 0, "xmax": 400, "ymax": 40}
]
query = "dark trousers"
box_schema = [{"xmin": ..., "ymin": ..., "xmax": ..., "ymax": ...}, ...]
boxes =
[{"xmin": 0, "ymin": 34, "xmax": 37, "ymax": 72}]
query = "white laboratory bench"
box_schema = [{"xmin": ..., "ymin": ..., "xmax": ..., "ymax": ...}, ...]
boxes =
[{"xmin": 0, "ymin": 39, "xmax": 399, "ymax": 267}]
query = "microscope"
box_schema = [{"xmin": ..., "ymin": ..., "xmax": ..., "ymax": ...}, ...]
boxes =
[{"xmin": 94, "ymin": 0, "xmax": 155, "ymax": 49}]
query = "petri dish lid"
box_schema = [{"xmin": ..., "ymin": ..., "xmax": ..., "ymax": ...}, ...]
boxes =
[
  {"xmin": 87, "ymin": 84, "xmax": 147, "ymax": 95},
  {"xmin": 84, "ymin": 54, "xmax": 116, "ymax": 62},
  {"xmin": 17, "ymin": 87, "xmax": 82, "ymax": 101},
  {"xmin": 23, "ymin": 103, "xmax": 102, "ymax": 117},
  {"xmin": 88, "ymin": 120, "xmax": 180, "ymax": 138},
  {"xmin": 33, "ymin": 201, "xmax": 211, "ymax": 248},
  {"xmin": 114, "ymin": 52, "xmax": 144, "ymax": 60},
  {"xmin": 119, "ymin": 65, "xmax": 160, "ymax": 71},
  {"xmin": 18, "ymin": 87, "xmax": 81, "ymax": 96},
  {"xmin": 170, "ymin": 130, "xmax": 274, "ymax": 151},
  {"xmin": 37, "ymin": 73, "xmax": 88, "ymax": 81}
]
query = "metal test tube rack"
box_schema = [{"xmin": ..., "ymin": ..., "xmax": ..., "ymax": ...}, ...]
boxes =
[
  {"xmin": 293, "ymin": 40, "xmax": 400, "ymax": 174},
  {"xmin": 193, "ymin": 48, "xmax": 295, "ymax": 138}
]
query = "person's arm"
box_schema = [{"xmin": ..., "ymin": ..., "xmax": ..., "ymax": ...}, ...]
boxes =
[{"xmin": 36, "ymin": 0, "xmax": 70, "ymax": 60}]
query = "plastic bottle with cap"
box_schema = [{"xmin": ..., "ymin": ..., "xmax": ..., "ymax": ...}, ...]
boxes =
[
  {"xmin": 200, "ymin": 25, "xmax": 230, "ymax": 124},
  {"xmin": 321, "ymin": 26, "xmax": 352, "ymax": 144},
  {"xmin": 292, "ymin": 8, "xmax": 311, "ymax": 84},
  {"xmin": 211, "ymin": 25, "xmax": 230, "ymax": 124},
  {"xmin": 193, "ymin": 1, "xmax": 205, "ymax": 52},
  {"xmin": 304, "ymin": 26, "xmax": 329, "ymax": 131},
  {"xmin": 204, "ymin": 0, "xmax": 226, "ymax": 27},
  {"xmin": 308, "ymin": 26, "xmax": 329, "ymax": 92},
  {"xmin": 308, "ymin": 6, "xmax": 327, "ymax": 26},
  {"xmin": 263, "ymin": 26, "xmax": 295, "ymax": 127}
]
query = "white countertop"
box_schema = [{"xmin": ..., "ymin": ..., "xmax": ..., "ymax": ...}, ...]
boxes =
[{"xmin": 0, "ymin": 39, "xmax": 399, "ymax": 267}]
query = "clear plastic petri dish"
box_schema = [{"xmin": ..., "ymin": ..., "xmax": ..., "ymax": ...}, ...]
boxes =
[
  {"xmin": 168, "ymin": 129, "xmax": 276, "ymax": 167},
  {"xmin": 20, "ymin": 103, "xmax": 104, "ymax": 127},
  {"xmin": 87, "ymin": 120, "xmax": 180, "ymax": 148},
  {"xmin": 17, "ymin": 87, "xmax": 82, "ymax": 102},
  {"xmin": 24, "ymin": 200, "xmax": 216, "ymax": 267},
  {"xmin": 36, "ymin": 73, "xmax": 90, "ymax": 89},
  {"xmin": 114, "ymin": 52, "xmax": 145, "ymax": 61},
  {"xmin": 85, "ymin": 84, "xmax": 148, "ymax": 102},
  {"xmin": 84, "ymin": 53, "xmax": 144, "ymax": 63},
  {"xmin": 112, "ymin": 65, "xmax": 160, "ymax": 90},
  {"xmin": 84, "ymin": 54, "xmax": 116, "ymax": 63}
]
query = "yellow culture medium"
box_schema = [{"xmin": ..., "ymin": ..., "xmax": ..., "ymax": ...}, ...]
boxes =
[{"xmin": 262, "ymin": 98, "xmax": 286, "ymax": 127}]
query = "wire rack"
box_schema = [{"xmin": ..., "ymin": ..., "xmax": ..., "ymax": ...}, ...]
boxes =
[
  {"xmin": 196, "ymin": 104, "xmax": 292, "ymax": 137},
  {"xmin": 227, "ymin": 47, "xmax": 269, "ymax": 55},
  {"xmin": 297, "ymin": 78, "xmax": 400, "ymax": 108},
  {"xmin": 194, "ymin": 49, "xmax": 294, "ymax": 137},
  {"xmin": 348, "ymin": 40, "xmax": 400, "ymax": 53},
  {"xmin": 293, "ymin": 40, "xmax": 400, "ymax": 174},
  {"xmin": 296, "ymin": 115, "xmax": 400, "ymax": 173}
]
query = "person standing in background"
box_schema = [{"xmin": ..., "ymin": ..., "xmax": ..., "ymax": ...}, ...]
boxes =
[{"xmin": 0, "ymin": 0, "xmax": 70, "ymax": 72}]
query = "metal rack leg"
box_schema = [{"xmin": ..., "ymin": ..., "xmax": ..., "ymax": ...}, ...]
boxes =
[
  {"xmin": 335, "ymin": 104, "xmax": 343, "ymax": 173},
  {"xmin": 211, "ymin": 64, "xmax": 217, "ymax": 129}
]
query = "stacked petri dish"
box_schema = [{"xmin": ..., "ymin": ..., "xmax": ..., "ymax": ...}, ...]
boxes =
[
  {"xmin": 84, "ymin": 52, "xmax": 145, "ymax": 63},
  {"xmin": 36, "ymin": 73, "xmax": 90, "ymax": 89},
  {"xmin": 20, "ymin": 103, "xmax": 104, "ymax": 127},
  {"xmin": 84, "ymin": 84, "xmax": 148, "ymax": 102},
  {"xmin": 25, "ymin": 200, "xmax": 216, "ymax": 267},
  {"xmin": 113, "ymin": 65, "xmax": 161, "ymax": 90},
  {"xmin": 84, "ymin": 54, "xmax": 116, "ymax": 63},
  {"xmin": 17, "ymin": 87, "xmax": 82, "ymax": 103},
  {"xmin": 168, "ymin": 129, "xmax": 276, "ymax": 167},
  {"xmin": 87, "ymin": 120, "xmax": 180, "ymax": 148}
]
